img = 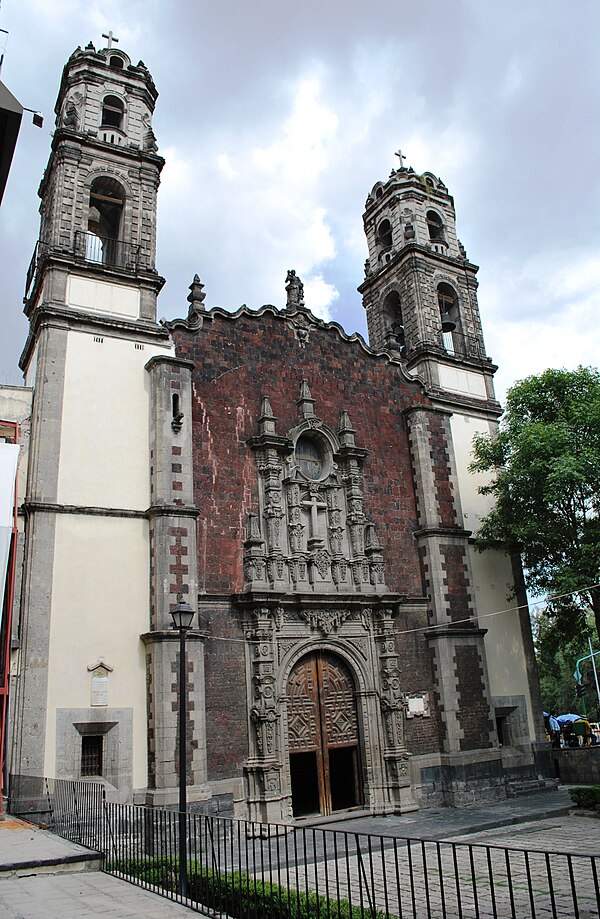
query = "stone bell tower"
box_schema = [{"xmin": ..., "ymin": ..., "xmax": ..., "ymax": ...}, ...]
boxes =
[
  {"xmin": 358, "ymin": 155, "xmax": 547, "ymax": 791},
  {"xmin": 358, "ymin": 156, "xmax": 497, "ymax": 406},
  {"xmin": 23, "ymin": 39, "xmax": 164, "ymax": 326},
  {"xmin": 12, "ymin": 41, "xmax": 208, "ymax": 806}
]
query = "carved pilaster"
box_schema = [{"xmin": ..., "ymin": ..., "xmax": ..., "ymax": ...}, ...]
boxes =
[{"xmin": 374, "ymin": 608, "xmax": 411, "ymax": 805}]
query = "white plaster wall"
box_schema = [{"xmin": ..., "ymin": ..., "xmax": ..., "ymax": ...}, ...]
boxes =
[
  {"xmin": 44, "ymin": 514, "xmax": 150, "ymax": 788},
  {"xmin": 439, "ymin": 364, "xmax": 487, "ymax": 399},
  {"xmin": 67, "ymin": 276, "xmax": 140, "ymax": 319},
  {"xmin": 450, "ymin": 412, "xmax": 535, "ymax": 737},
  {"xmin": 57, "ymin": 331, "xmax": 172, "ymax": 509}
]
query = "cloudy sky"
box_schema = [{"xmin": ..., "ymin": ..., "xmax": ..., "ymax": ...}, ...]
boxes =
[{"xmin": 1, "ymin": 0, "xmax": 599, "ymax": 401}]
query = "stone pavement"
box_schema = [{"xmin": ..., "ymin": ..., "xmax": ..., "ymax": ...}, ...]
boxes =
[
  {"xmin": 291, "ymin": 787, "xmax": 600, "ymax": 918},
  {"xmin": 0, "ymin": 817, "xmax": 193, "ymax": 918},
  {"xmin": 0, "ymin": 788, "xmax": 597, "ymax": 918},
  {"xmin": 318, "ymin": 784, "xmax": 576, "ymax": 839}
]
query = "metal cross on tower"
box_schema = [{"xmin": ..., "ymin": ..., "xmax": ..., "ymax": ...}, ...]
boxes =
[
  {"xmin": 395, "ymin": 149, "xmax": 407, "ymax": 170},
  {"xmin": 102, "ymin": 31, "xmax": 119, "ymax": 49}
]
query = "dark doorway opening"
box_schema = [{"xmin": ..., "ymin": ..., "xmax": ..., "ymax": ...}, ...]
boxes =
[
  {"xmin": 290, "ymin": 751, "xmax": 320, "ymax": 817},
  {"xmin": 287, "ymin": 651, "xmax": 363, "ymax": 817},
  {"xmin": 329, "ymin": 747, "xmax": 360, "ymax": 811}
]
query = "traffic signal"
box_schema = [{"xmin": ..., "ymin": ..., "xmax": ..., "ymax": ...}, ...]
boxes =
[{"xmin": 576, "ymin": 683, "xmax": 586, "ymax": 698}]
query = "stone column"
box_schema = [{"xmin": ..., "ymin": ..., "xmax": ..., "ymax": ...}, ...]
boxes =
[
  {"xmin": 405, "ymin": 406, "xmax": 500, "ymax": 798},
  {"xmin": 144, "ymin": 355, "xmax": 209, "ymax": 806}
]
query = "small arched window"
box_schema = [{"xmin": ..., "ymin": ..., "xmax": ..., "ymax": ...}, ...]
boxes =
[
  {"xmin": 296, "ymin": 435, "xmax": 326, "ymax": 480},
  {"xmin": 109, "ymin": 56, "xmax": 124, "ymax": 69},
  {"xmin": 426, "ymin": 210, "xmax": 445, "ymax": 242},
  {"xmin": 377, "ymin": 218, "xmax": 392, "ymax": 249},
  {"xmin": 101, "ymin": 95, "xmax": 124, "ymax": 129}
]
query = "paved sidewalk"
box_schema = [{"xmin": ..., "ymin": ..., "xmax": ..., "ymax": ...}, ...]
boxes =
[
  {"xmin": 0, "ymin": 871, "xmax": 198, "ymax": 918},
  {"xmin": 319, "ymin": 785, "xmax": 576, "ymax": 839},
  {"xmin": 452, "ymin": 813, "xmax": 600, "ymax": 854},
  {"xmin": 0, "ymin": 818, "xmax": 194, "ymax": 918}
]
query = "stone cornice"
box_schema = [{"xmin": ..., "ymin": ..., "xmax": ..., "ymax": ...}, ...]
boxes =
[
  {"xmin": 20, "ymin": 302, "xmax": 170, "ymax": 371},
  {"xmin": 413, "ymin": 526, "xmax": 473, "ymax": 541},
  {"xmin": 140, "ymin": 630, "xmax": 206, "ymax": 645},
  {"xmin": 424, "ymin": 626, "xmax": 487, "ymax": 640},
  {"xmin": 22, "ymin": 500, "xmax": 199, "ymax": 520},
  {"xmin": 146, "ymin": 504, "xmax": 199, "ymax": 519},
  {"xmin": 23, "ymin": 500, "xmax": 147, "ymax": 519},
  {"xmin": 232, "ymin": 591, "xmax": 424, "ymax": 610},
  {"xmin": 357, "ymin": 242, "xmax": 479, "ymax": 295},
  {"xmin": 144, "ymin": 354, "xmax": 195, "ymax": 373}
]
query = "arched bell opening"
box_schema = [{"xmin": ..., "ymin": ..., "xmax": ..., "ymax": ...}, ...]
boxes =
[
  {"xmin": 286, "ymin": 650, "xmax": 363, "ymax": 818},
  {"xmin": 101, "ymin": 94, "xmax": 125, "ymax": 129},
  {"xmin": 86, "ymin": 176, "xmax": 126, "ymax": 266},
  {"xmin": 426, "ymin": 210, "xmax": 445, "ymax": 242},
  {"xmin": 382, "ymin": 290, "xmax": 405, "ymax": 355},
  {"xmin": 437, "ymin": 282, "xmax": 460, "ymax": 354},
  {"xmin": 376, "ymin": 217, "xmax": 393, "ymax": 264}
]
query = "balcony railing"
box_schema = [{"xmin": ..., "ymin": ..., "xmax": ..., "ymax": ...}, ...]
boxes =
[
  {"xmin": 24, "ymin": 233, "xmax": 143, "ymax": 300},
  {"xmin": 74, "ymin": 231, "xmax": 141, "ymax": 272},
  {"xmin": 439, "ymin": 328, "xmax": 487, "ymax": 360}
]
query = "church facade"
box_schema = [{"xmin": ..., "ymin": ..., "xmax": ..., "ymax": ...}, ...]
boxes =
[{"xmin": 3, "ymin": 41, "xmax": 552, "ymax": 822}]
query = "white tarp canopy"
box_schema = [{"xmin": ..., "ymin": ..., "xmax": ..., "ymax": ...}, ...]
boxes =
[{"xmin": 0, "ymin": 444, "xmax": 20, "ymax": 628}]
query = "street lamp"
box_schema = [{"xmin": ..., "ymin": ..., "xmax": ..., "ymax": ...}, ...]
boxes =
[{"xmin": 170, "ymin": 598, "xmax": 195, "ymax": 899}]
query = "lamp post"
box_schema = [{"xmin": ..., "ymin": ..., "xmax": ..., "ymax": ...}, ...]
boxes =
[{"xmin": 170, "ymin": 598, "xmax": 195, "ymax": 899}]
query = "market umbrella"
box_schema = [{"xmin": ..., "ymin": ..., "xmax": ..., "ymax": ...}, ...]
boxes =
[{"xmin": 556, "ymin": 713, "xmax": 583, "ymax": 723}]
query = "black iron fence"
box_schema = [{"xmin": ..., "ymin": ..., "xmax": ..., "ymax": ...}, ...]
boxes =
[{"xmin": 9, "ymin": 777, "xmax": 600, "ymax": 919}]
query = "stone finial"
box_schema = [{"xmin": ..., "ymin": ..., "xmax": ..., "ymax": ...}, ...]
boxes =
[
  {"xmin": 63, "ymin": 101, "xmax": 79, "ymax": 130},
  {"xmin": 258, "ymin": 396, "xmax": 277, "ymax": 435},
  {"xmin": 285, "ymin": 269, "xmax": 305, "ymax": 309},
  {"xmin": 187, "ymin": 274, "xmax": 206, "ymax": 328},
  {"xmin": 86, "ymin": 41, "xmax": 96, "ymax": 51},
  {"xmin": 144, "ymin": 129, "xmax": 158, "ymax": 152},
  {"xmin": 297, "ymin": 379, "xmax": 315, "ymax": 419},
  {"xmin": 338, "ymin": 410, "xmax": 356, "ymax": 446}
]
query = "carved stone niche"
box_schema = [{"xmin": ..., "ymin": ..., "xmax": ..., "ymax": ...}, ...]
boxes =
[{"xmin": 245, "ymin": 387, "xmax": 387, "ymax": 596}]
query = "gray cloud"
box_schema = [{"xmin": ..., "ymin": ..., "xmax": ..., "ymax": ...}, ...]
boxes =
[{"xmin": 1, "ymin": 0, "xmax": 599, "ymax": 398}]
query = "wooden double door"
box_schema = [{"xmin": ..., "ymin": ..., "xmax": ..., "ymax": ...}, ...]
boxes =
[{"xmin": 287, "ymin": 651, "xmax": 363, "ymax": 817}]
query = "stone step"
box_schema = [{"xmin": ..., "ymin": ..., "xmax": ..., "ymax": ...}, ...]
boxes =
[
  {"xmin": 0, "ymin": 816, "xmax": 102, "ymax": 878},
  {"xmin": 507, "ymin": 779, "xmax": 554, "ymax": 798}
]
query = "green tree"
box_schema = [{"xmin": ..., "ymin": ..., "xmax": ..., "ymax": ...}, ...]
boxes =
[
  {"xmin": 535, "ymin": 610, "xmax": 599, "ymax": 719},
  {"xmin": 470, "ymin": 366, "xmax": 600, "ymax": 643}
]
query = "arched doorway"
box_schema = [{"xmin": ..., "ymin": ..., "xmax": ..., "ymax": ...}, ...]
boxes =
[{"xmin": 287, "ymin": 651, "xmax": 363, "ymax": 817}]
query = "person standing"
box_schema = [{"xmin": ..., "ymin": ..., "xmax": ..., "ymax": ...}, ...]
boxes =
[{"xmin": 549, "ymin": 712, "xmax": 561, "ymax": 748}]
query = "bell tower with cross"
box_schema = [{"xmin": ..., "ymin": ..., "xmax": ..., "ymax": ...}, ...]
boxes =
[
  {"xmin": 358, "ymin": 152, "xmax": 497, "ymax": 406},
  {"xmin": 12, "ymin": 39, "xmax": 208, "ymax": 808},
  {"xmin": 23, "ymin": 35, "xmax": 165, "ymax": 330}
]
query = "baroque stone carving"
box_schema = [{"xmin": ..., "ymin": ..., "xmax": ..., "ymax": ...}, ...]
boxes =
[{"xmin": 299, "ymin": 608, "xmax": 351, "ymax": 635}]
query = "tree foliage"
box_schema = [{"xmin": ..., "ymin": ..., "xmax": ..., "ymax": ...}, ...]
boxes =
[
  {"xmin": 535, "ymin": 610, "xmax": 599, "ymax": 719},
  {"xmin": 470, "ymin": 366, "xmax": 600, "ymax": 642}
]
